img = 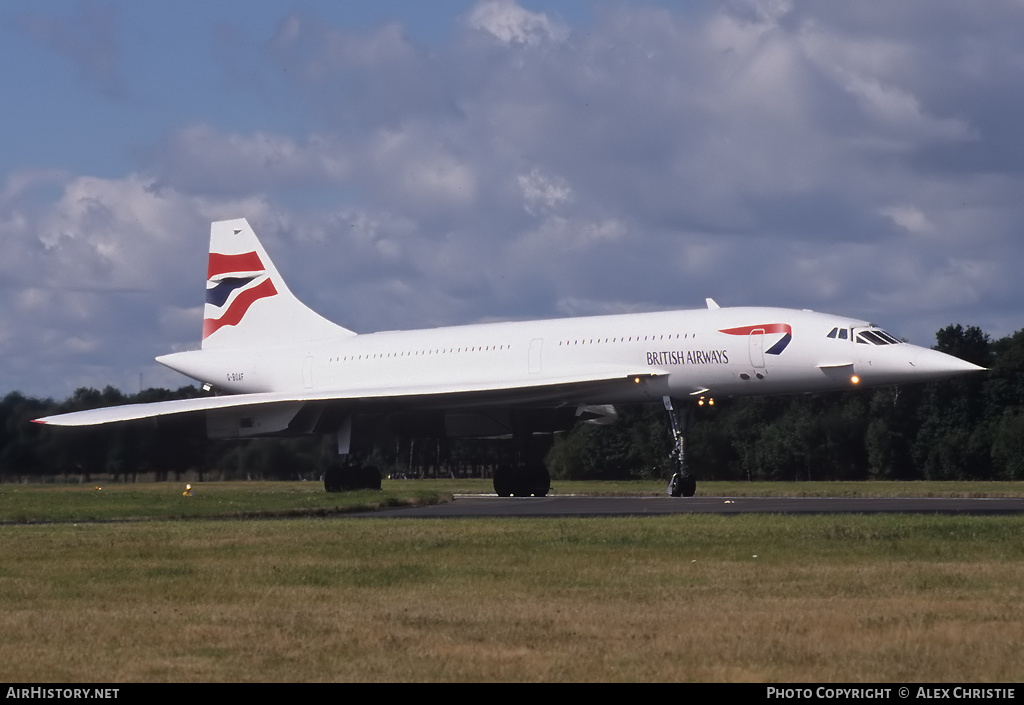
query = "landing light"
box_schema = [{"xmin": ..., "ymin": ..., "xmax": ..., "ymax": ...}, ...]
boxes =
[{"xmin": 851, "ymin": 375, "xmax": 860, "ymax": 385}]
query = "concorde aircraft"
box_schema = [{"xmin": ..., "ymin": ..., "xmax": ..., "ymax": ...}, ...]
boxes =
[{"xmin": 34, "ymin": 219, "xmax": 984, "ymax": 496}]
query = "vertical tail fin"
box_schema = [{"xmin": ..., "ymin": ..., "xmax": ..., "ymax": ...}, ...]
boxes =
[{"xmin": 201, "ymin": 219, "xmax": 355, "ymax": 350}]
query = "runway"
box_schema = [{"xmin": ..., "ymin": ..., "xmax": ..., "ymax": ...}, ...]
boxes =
[{"xmin": 359, "ymin": 495, "xmax": 1024, "ymax": 518}]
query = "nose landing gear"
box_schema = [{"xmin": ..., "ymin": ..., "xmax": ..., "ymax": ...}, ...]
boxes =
[{"xmin": 664, "ymin": 396, "xmax": 697, "ymax": 497}]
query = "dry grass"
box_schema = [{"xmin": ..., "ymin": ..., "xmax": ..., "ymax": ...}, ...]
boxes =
[{"xmin": 1, "ymin": 514, "xmax": 1022, "ymax": 682}]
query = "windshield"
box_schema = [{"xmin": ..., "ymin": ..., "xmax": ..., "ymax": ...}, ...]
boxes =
[
  {"xmin": 855, "ymin": 328, "xmax": 903, "ymax": 345},
  {"xmin": 827, "ymin": 326, "xmax": 903, "ymax": 344}
]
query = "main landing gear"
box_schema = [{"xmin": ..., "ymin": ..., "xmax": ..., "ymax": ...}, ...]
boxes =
[
  {"xmin": 664, "ymin": 396, "xmax": 697, "ymax": 497},
  {"xmin": 323, "ymin": 417, "xmax": 381, "ymax": 492},
  {"xmin": 324, "ymin": 462, "xmax": 382, "ymax": 492},
  {"xmin": 493, "ymin": 462, "xmax": 550, "ymax": 497},
  {"xmin": 492, "ymin": 428, "xmax": 552, "ymax": 497}
]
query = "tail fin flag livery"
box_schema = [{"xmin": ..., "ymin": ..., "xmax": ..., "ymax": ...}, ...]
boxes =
[
  {"xmin": 203, "ymin": 249, "xmax": 278, "ymax": 341},
  {"xmin": 200, "ymin": 219, "xmax": 354, "ymax": 350},
  {"xmin": 33, "ymin": 218, "xmax": 984, "ymax": 497}
]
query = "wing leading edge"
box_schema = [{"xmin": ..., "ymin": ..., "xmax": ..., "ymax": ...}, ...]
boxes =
[{"xmin": 33, "ymin": 371, "xmax": 665, "ymax": 427}]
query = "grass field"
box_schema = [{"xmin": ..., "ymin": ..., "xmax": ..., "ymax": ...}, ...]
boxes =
[{"xmin": 1, "ymin": 481, "xmax": 1022, "ymax": 682}]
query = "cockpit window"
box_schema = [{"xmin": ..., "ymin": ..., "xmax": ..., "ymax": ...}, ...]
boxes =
[
  {"xmin": 829, "ymin": 326, "xmax": 900, "ymax": 344},
  {"xmin": 856, "ymin": 328, "xmax": 903, "ymax": 345}
]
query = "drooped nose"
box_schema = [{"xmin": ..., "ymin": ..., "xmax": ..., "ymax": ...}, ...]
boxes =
[{"xmin": 910, "ymin": 347, "xmax": 986, "ymax": 381}]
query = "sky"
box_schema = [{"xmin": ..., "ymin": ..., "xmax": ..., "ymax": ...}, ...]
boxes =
[{"xmin": 2, "ymin": 0, "xmax": 1023, "ymax": 399}]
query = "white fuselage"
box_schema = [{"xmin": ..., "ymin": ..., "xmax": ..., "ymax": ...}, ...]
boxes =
[{"xmin": 159, "ymin": 306, "xmax": 973, "ymax": 408}]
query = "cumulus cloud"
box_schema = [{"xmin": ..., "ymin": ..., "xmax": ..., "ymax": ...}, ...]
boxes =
[
  {"xmin": 518, "ymin": 168, "xmax": 572, "ymax": 215},
  {"xmin": 467, "ymin": 0, "xmax": 569, "ymax": 45},
  {"xmin": 881, "ymin": 205, "xmax": 933, "ymax": 235},
  {"xmin": 148, "ymin": 125, "xmax": 350, "ymax": 196},
  {"xmin": 0, "ymin": 172, "xmax": 275, "ymax": 395}
]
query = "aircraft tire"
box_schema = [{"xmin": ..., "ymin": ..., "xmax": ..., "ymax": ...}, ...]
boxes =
[
  {"xmin": 493, "ymin": 465, "xmax": 514, "ymax": 497},
  {"xmin": 361, "ymin": 465, "xmax": 382, "ymax": 490},
  {"xmin": 324, "ymin": 464, "xmax": 343, "ymax": 493},
  {"xmin": 494, "ymin": 464, "xmax": 550, "ymax": 496},
  {"xmin": 528, "ymin": 463, "xmax": 551, "ymax": 497},
  {"xmin": 340, "ymin": 465, "xmax": 366, "ymax": 491},
  {"xmin": 325, "ymin": 464, "xmax": 381, "ymax": 492},
  {"xmin": 668, "ymin": 473, "xmax": 696, "ymax": 497},
  {"xmin": 681, "ymin": 476, "xmax": 696, "ymax": 497}
]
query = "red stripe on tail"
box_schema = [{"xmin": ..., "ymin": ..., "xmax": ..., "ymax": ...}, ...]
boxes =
[{"xmin": 207, "ymin": 251, "xmax": 264, "ymax": 279}]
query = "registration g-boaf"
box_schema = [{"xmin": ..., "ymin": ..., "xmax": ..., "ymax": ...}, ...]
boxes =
[{"xmin": 36, "ymin": 219, "xmax": 984, "ymax": 498}]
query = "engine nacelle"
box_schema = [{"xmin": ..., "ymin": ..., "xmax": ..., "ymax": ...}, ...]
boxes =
[
  {"xmin": 576, "ymin": 404, "xmax": 618, "ymax": 425},
  {"xmin": 206, "ymin": 403, "xmax": 303, "ymax": 438}
]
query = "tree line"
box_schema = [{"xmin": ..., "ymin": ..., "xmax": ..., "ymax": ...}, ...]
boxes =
[{"xmin": 2, "ymin": 324, "xmax": 1022, "ymax": 483}]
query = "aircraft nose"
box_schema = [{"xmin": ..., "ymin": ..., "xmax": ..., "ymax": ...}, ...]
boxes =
[{"xmin": 910, "ymin": 348, "xmax": 985, "ymax": 380}]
